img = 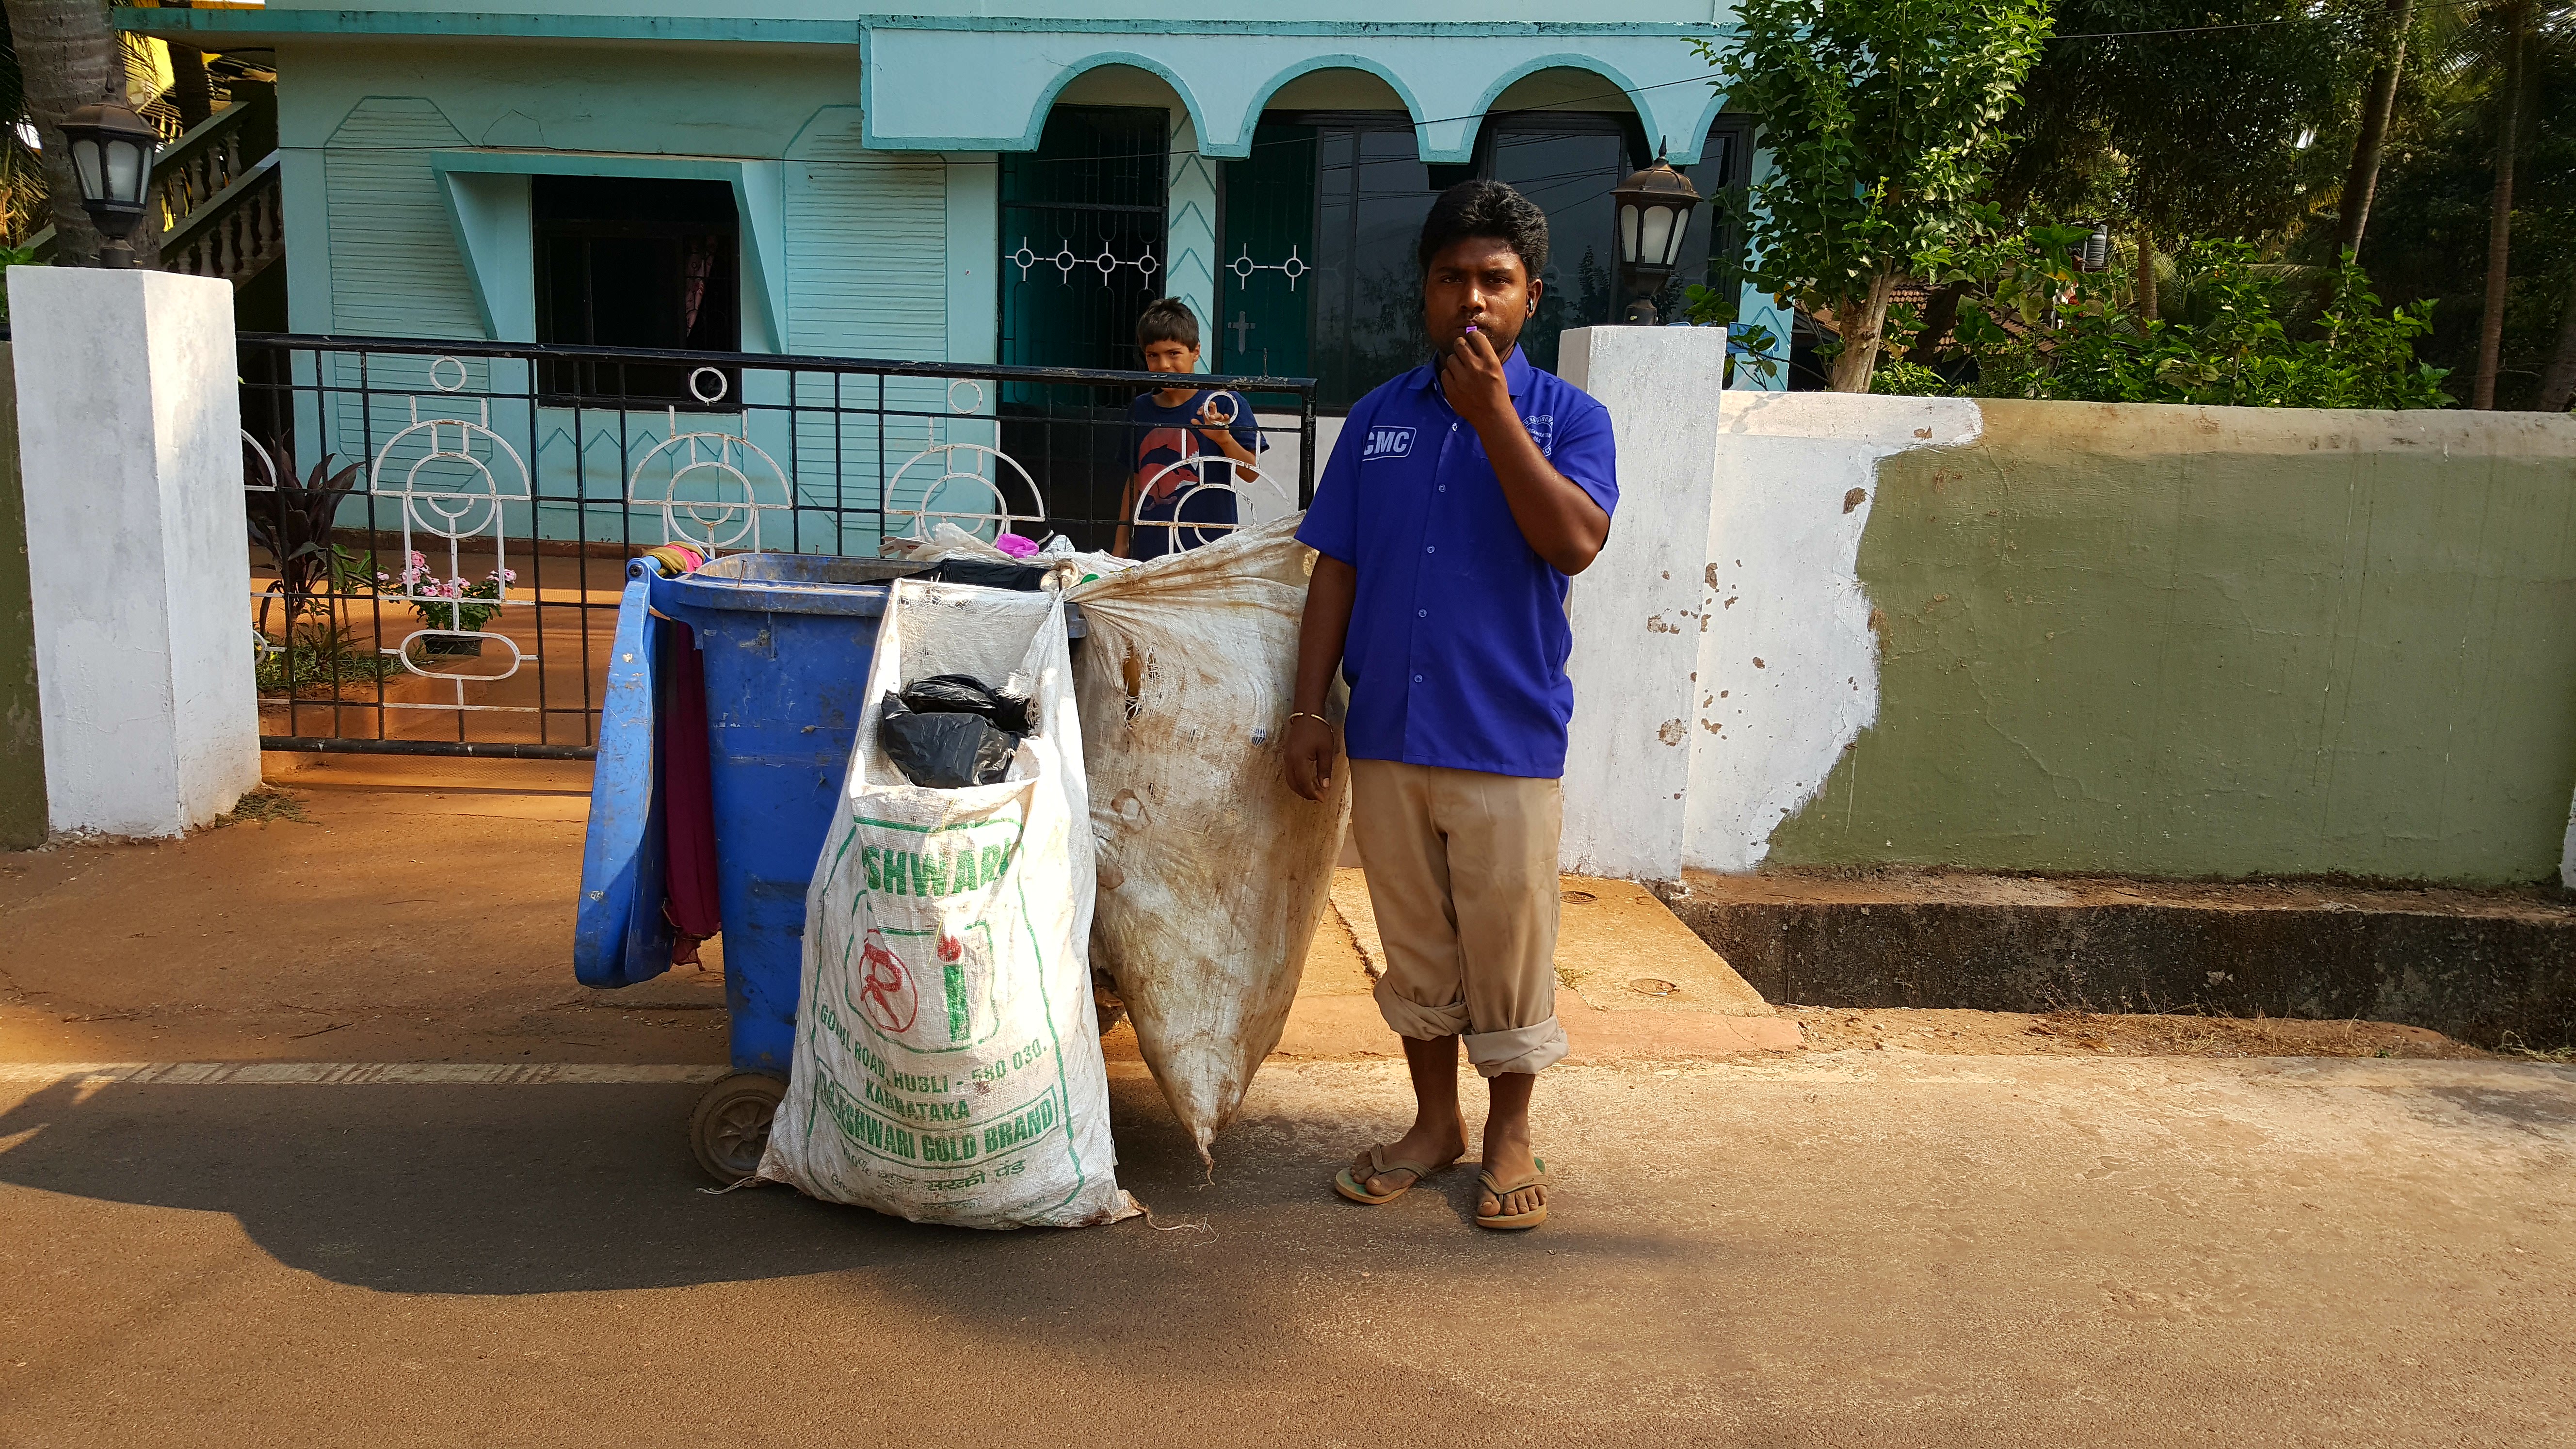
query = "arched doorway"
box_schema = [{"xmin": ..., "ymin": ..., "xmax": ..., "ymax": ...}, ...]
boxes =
[{"xmin": 1218, "ymin": 66, "xmax": 1753, "ymax": 407}]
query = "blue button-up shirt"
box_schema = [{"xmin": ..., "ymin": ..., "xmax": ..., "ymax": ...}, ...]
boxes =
[{"xmin": 1296, "ymin": 346, "xmax": 1618, "ymax": 779}]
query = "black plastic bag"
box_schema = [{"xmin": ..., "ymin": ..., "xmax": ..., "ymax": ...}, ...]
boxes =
[
  {"xmin": 900, "ymin": 672, "xmax": 1037, "ymax": 735},
  {"xmin": 879, "ymin": 695, "xmax": 1020, "ymax": 789},
  {"xmin": 920, "ymin": 557, "xmax": 1052, "ymax": 593}
]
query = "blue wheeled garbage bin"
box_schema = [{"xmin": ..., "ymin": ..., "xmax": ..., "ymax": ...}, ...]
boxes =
[{"xmin": 574, "ymin": 552, "xmax": 1076, "ymax": 1181}]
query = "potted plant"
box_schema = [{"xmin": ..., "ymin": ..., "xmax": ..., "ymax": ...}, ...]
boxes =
[{"xmin": 383, "ymin": 552, "xmax": 515, "ymax": 657}]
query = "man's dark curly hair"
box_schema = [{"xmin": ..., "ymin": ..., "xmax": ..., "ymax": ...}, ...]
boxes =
[{"xmin": 1416, "ymin": 179, "xmax": 1550, "ymax": 279}]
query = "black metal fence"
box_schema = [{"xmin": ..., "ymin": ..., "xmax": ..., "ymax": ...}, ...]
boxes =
[{"xmin": 241, "ymin": 333, "xmax": 1318, "ymax": 758}]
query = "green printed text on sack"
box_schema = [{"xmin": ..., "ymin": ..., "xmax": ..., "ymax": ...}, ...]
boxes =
[
  {"xmin": 819, "ymin": 1077, "xmax": 981, "ymax": 1165},
  {"xmin": 862, "ymin": 1073, "xmax": 971, "ymax": 1124},
  {"xmin": 981, "ymin": 1092, "xmax": 1061, "ymax": 1157},
  {"xmin": 862, "ymin": 842, "xmax": 1014, "ymax": 898}
]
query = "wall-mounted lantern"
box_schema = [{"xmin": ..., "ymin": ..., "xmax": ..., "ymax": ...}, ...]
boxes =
[
  {"xmin": 2077, "ymin": 223, "xmax": 2111, "ymax": 274},
  {"xmin": 1612, "ymin": 145, "xmax": 1701, "ymax": 326},
  {"xmin": 59, "ymin": 94, "xmax": 159, "ymax": 269}
]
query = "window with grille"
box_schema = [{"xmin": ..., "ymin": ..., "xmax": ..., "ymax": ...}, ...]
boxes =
[
  {"xmin": 532, "ymin": 175, "xmax": 741, "ymax": 406},
  {"xmin": 996, "ymin": 106, "xmax": 1172, "ymax": 549}
]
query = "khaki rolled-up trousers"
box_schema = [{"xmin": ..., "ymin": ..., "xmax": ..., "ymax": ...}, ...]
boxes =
[{"xmin": 1348, "ymin": 758, "xmax": 1567, "ymax": 1077}]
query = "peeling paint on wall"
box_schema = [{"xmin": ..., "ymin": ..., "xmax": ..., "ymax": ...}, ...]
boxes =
[
  {"xmin": 1680, "ymin": 392, "xmax": 1981, "ymax": 873},
  {"xmin": 1557, "ymin": 334, "xmax": 1976, "ymax": 881}
]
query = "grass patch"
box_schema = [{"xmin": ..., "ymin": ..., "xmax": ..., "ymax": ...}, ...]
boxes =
[
  {"xmin": 256, "ymin": 622, "xmax": 400, "ymax": 698},
  {"xmin": 209, "ymin": 785, "xmax": 311, "ymax": 828},
  {"xmin": 2492, "ymin": 1033, "xmax": 2576, "ymax": 1065}
]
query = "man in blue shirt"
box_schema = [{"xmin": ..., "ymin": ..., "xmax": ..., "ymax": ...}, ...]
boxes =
[{"xmin": 1288, "ymin": 181, "xmax": 1617, "ymax": 1232}]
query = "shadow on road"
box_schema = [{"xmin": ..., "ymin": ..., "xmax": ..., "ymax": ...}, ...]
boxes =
[{"xmin": 0, "ymin": 1071, "xmax": 1700, "ymax": 1306}]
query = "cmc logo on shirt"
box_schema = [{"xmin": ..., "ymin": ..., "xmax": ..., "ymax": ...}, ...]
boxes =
[
  {"xmin": 1524, "ymin": 413, "xmax": 1556, "ymax": 457},
  {"xmin": 1360, "ymin": 425, "xmax": 1415, "ymax": 462}
]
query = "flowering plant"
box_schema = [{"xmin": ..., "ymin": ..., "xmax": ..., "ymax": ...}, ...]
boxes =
[{"xmin": 379, "ymin": 552, "xmax": 516, "ymax": 633}]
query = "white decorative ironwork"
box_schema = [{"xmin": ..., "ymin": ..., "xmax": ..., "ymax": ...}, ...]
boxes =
[
  {"xmin": 1131, "ymin": 396, "xmax": 1257, "ymax": 552},
  {"xmin": 241, "ymin": 430, "xmax": 280, "ymax": 492},
  {"xmin": 366, "ymin": 359, "xmax": 535, "ymax": 710},
  {"xmin": 242, "ymin": 430, "xmax": 287, "ymax": 648},
  {"xmin": 1009, "ymin": 236, "xmax": 1161, "ymax": 283},
  {"xmin": 1226, "ymin": 242, "xmax": 1309, "ymax": 291},
  {"xmin": 625, "ymin": 368, "xmax": 792, "ymax": 556},
  {"xmin": 887, "ymin": 380, "xmax": 1046, "ymax": 542}
]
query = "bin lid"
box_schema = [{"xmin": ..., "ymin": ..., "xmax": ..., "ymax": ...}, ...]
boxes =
[
  {"xmin": 574, "ymin": 569, "xmax": 674, "ymax": 988},
  {"xmin": 665, "ymin": 553, "xmax": 930, "ymax": 617},
  {"xmin": 660, "ymin": 552, "xmax": 1085, "ymax": 635}
]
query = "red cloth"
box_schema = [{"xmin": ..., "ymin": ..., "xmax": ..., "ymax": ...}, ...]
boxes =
[{"xmin": 660, "ymin": 621, "xmax": 721, "ymax": 939}]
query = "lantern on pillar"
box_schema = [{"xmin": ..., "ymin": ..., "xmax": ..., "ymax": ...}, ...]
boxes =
[
  {"xmin": 59, "ymin": 95, "xmax": 159, "ymax": 269},
  {"xmin": 1612, "ymin": 145, "xmax": 1702, "ymax": 326}
]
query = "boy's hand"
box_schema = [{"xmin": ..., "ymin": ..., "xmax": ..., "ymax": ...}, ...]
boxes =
[
  {"xmin": 1285, "ymin": 713, "xmax": 1339, "ymax": 801},
  {"xmin": 1438, "ymin": 327, "xmax": 1516, "ymax": 432},
  {"xmin": 1192, "ymin": 394, "xmax": 1238, "ymax": 442}
]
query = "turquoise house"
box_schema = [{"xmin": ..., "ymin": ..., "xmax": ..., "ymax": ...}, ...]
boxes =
[{"xmin": 127, "ymin": 4, "xmax": 1781, "ymax": 401}]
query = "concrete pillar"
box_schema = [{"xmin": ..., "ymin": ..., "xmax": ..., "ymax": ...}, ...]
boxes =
[
  {"xmin": 7, "ymin": 268, "xmax": 260, "ymax": 838},
  {"xmin": 1554, "ymin": 326, "xmax": 1728, "ymax": 880}
]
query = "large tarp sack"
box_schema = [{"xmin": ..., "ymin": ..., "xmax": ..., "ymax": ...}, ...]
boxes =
[
  {"xmin": 1067, "ymin": 517, "xmax": 1352, "ymax": 1163},
  {"xmin": 758, "ymin": 580, "xmax": 1139, "ymax": 1229}
]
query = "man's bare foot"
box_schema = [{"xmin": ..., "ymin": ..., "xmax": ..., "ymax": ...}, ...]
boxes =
[
  {"xmin": 1347, "ymin": 1119, "xmax": 1466, "ymax": 1198},
  {"xmin": 1478, "ymin": 1119, "xmax": 1546, "ymax": 1220}
]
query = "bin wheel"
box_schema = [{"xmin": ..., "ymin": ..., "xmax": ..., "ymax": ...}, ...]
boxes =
[{"xmin": 689, "ymin": 1072, "xmax": 786, "ymax": 1184}]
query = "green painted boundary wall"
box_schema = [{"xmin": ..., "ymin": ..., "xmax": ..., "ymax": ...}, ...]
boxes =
[
  {"xmin": 0, "ymin": 342, "xmax": 44, "ymax": 848},
  {"xmin": 1769, "ymin": 401, "xmax": 2576, "ymax": 885}
]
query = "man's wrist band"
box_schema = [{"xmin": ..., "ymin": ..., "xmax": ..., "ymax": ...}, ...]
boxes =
[{"xmin": 1288, "ymin": 710, "xmax": 1332, "ymax": 729}]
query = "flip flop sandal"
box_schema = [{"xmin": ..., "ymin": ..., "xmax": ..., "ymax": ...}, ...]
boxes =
[
  {"xmin": 1333, "ymin": 1144, "xmax": 1457, "ymax": 1206},
  {"xmin": 1474, "ymin": 1158, "xmax": 1549, "ymax": 1230}
]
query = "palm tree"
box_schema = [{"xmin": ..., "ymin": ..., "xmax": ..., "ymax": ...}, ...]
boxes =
[
  {"xmin": 0, "ymin": 0, "xmax": 165, "ymax": 267},
  {"xmin": 1, "ymin": 0, "xmax": 118, "ymax": 264},
  {"xmin": 2335, "ymin": 0, "xmax": 2417, "ymax": 260},
  {"xmin": 0, "ymin": 6, "xmax": 56, "ymax": 247},
  {"xmin": 2471, "ymin": 0, "xmax": 2531, "ymax": 408}
]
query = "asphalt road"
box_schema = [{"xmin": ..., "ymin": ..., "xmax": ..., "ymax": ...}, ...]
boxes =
[{"xmin": 3, "ymin": 1054, "xmax": 2572, "ymax": 1447}]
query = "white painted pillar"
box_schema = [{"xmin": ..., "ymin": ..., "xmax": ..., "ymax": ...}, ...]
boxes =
[
  {"xmin": 1554, "ymin": 326, "xmax": 1729, "ymax": 880},
  {"xmin": 8, "ymin": 268, "xmax": 260, "ymax": 838}
]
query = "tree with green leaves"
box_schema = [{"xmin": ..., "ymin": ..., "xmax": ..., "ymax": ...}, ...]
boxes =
[
  {"xmin": 1697, "ymin": 0, "xmax": 2056, "ymax": 391},
  {"xmin": 1998, "ymin": 0, "xmax": 2364, "ymax": 322},
  {"xmin": 2365, "ymin": 0, "xmax": 2573, "ymax": 411},
  {"xmin": 1885, "ymin": 218, "xmax": 2452, "ymax": 407}
]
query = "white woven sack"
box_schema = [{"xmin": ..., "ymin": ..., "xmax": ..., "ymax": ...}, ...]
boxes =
[
  {"xmin": 759, "ymin": 580, "xmax": 1140, "ymax": 1229},
  {"xmin": 1068, "ymin": 516, "xmax": 1352, "ymax": 1163}
]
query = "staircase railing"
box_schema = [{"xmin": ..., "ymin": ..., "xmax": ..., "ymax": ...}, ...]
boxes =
[
  {"xmin": 148, "ymin": 81, "xmax": 276, "ymax": 241},
  {"xmin": 161, "ymin": 153, "xmax": 281, "ymax": 285}
]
